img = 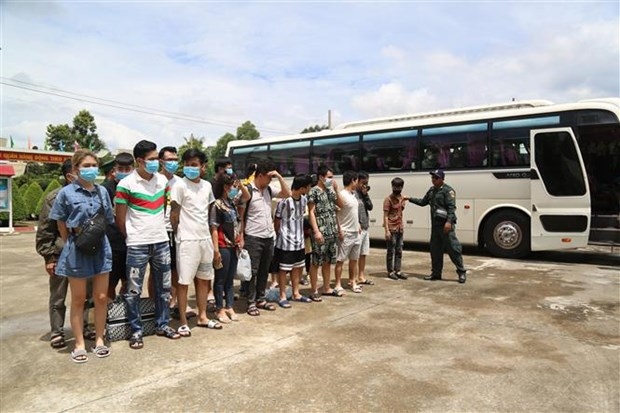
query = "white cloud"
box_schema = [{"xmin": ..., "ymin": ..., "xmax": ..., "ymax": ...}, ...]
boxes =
[{"xmin": 1, "ymin": 2, "xmax": 618, "ymax": 153}]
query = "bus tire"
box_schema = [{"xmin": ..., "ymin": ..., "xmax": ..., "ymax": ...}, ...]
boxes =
[{"xmin": 483, "ymin": 211, "xmax": 530, "ymax": 258}]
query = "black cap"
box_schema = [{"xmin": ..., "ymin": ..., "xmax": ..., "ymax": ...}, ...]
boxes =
[{"xmin": 430, "ymin": 169, "xmax": 445, "ymax": 179}]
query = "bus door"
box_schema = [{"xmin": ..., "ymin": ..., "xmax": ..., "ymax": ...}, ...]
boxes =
[{"xmin": 530, "ymin": 128, "xmax": 591, "ymax": 251}]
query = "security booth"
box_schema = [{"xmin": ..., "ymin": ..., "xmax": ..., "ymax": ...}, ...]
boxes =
[{"xmin": 0, "ymin": 162, "xmax": 16, "ymax": 233}]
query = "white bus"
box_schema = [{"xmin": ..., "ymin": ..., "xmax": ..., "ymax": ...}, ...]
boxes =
[{"xmin": 227, "ymin": 98, "xmax": 620, "ymax": 258}]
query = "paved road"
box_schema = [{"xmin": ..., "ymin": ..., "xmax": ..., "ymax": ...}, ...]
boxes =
[{"xmin": 1, "ymin": 233, "xmax": 619, "ymax": 412}]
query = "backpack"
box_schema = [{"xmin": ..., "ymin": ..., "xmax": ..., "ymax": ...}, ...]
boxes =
[{"xmin": 242, "ymin": 183, "xmax": 273, "ymax": 223}]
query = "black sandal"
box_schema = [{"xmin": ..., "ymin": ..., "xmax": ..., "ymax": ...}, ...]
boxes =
[
  {"xmin": 129, "ymin": 333, "xmax": 144, "ymax": 350},
  {"xmin": 256, "ymin": 301, "xmax": 276, "ymax": 311},
  {"xmin": 247, "ymin": 304, "xmax": 260, "ymax": 316},
  {"xmin": 50, "ymin": 335, "xmax": 67, "ymax": 349},
  {"xmin": 156, "ymin": 325, "xmax": 181, "ymax": 340}
]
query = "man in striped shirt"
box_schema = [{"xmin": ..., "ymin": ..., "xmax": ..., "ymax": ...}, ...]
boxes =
[
  {"xmin": 274, "ymin": 174, "xmax": 313, "ymax": 308},
  {"xmin": 116, "ymin": 140, "xmax": 180, "ymax": 349}
]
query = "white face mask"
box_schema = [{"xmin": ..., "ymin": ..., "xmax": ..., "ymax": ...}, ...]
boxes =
[{"xmin": 324, "ymin": 177, "xmax": 333, "ymax": 188}]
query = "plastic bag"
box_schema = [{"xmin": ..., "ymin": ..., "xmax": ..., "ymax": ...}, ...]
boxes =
[{"xmin": 236, "ymin": 249, "xmax": 252, "ymax": 281}]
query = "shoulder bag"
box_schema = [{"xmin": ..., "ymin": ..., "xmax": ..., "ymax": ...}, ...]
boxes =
[{"xmin": 74, "ymin": 186, "xmax": 108, "ymax": 255}]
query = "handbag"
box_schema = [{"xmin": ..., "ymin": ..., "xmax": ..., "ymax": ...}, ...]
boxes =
[
  {"xmin": 74, "ymin": 186, "xmax": 108, "ymax": 254},
  {"xmin": 236, "ymin": 249, "xmax": 252, "ymax": 281}
]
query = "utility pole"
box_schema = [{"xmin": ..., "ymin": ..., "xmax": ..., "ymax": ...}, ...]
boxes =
[{"xmin": 327, "ymin": 109, "xmax": 332, "ymax": 129}]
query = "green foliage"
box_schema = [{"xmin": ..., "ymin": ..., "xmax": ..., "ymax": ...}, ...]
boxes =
[
  {"xmin": 0, "ymin": 190, "xmax": 28, "ymax": 223},
  {"xmin": 177, "ymin": 134, "xmax": 213, "ymax": 180},
  {"xmin": 36, "ymin": 179, "xmax": 61, "ymax": 216},
  {"xmin": 301, "ymin": 124, "xmax": 329, "ymax": 134},
  {"xmin": 23, "ymin": 182, "xmax": 43, "ymax": 218},
  {"xmin": 237, "ymin": 121, "xmax": 260, "ymax": 141},
  {"xmin": 210, "ymin": 132, "xmax": 236, "ymax": 162},
  {"xmin": 210, "ymin": 121, "xmax": 261, "ymax": 168},
  {"xmin": 45, "ymin": 109, "xmax": 107, "ymax": 152}
]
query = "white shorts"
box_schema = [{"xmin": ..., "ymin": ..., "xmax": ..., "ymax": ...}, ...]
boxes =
[
  {"xmin": 176, "ymin": 239, "xmax": 214, "ymax": 285},
  {"xmin": 359, "ymin": 229, "xmax": 370, "ymax": 256},
  {"xmin": 337, "ymin": 231, "xmax": 361, "ymax": 262}
]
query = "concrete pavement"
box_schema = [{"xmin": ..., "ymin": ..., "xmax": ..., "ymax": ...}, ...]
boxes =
[{"xmin": 1, "ymin": 232, "xmax": 619, "ymax": 412}]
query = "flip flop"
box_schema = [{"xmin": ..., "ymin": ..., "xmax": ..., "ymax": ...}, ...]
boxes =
[
  {"xmin": 71, "ymin": 348, "xmax": 88, "ymax": 364},
  {"xmin": 215, "ymin": 314, "xmax": 232, "ymax": 324},
  {"xmin": 294, "ymin": 296, "xmax": 313, "ymax": 303},
  {"xmin": 278, "ymin": 299, "xmax": 292, "ymax": 309},
  {"xmin": 359, "ymin": 279, "xmax": 375, "ymax": 285},
  {"xmin": 197, "ymin": 319, "xmax": 223, "ymax": 329},
  {"xmin": 351, "ymin": 285, "xmax": 363, "ymax": 293},
  {"xmin": 129, "ymin": 333, "xmax": 144, "ymax": 350},
  {"xmin": 156, "ymin": 325, "xmax": 182, "ymax": 339},
  {"xmin": 324, "ymin": 288, "xmax": 344, "ymax": 297},
  {"xmin": 310, "ymin": 292, "xmax": 323, "ymax": 302},
  {"xmin": 256, "ymin": 301, "xmax": 277, "ymax": 311},
  {"xmin": 91, "ymin": 345, "xmax": 111, "ymax": 358},
  {"xmin": 177, "ymin": 324, "xmax": 192, "ymax": 337}
]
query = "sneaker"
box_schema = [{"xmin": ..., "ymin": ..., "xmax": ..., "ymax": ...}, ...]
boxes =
[
  {"xmin": 387, "ymin": 272, "xmax": 399, "ymax": 280},
  {"xmin": 396, "ymin": 271, "xmax": 408, "ymax": 280}
]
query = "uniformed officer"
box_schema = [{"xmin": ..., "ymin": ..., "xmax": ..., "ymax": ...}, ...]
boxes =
[{"xmin": 407, "ymin": 169, "xmax": 467, "ymax": 283}]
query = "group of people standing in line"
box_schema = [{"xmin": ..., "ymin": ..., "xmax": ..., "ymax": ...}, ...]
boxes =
[{"xmin": 35, "ymin": 139, "xmax": 466, "ymax": 363}]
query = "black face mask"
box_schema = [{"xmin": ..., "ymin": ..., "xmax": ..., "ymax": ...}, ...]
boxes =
[{"xmin": 392, "ymin": 189, "xmax": 402, "ymax": 195}]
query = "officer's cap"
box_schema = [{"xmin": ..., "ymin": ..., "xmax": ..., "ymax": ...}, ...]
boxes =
[{"xmin": 430, "ymin": 169, "xmax": 445, "ymax": 179}]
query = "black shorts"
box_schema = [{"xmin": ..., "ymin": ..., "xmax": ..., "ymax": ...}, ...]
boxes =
[{"xmin": 275, "ymin": 248, "xmax": 305, "ymax": 272}]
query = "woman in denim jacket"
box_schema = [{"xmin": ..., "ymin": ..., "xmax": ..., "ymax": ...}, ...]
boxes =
[{"xmin": 50, "ymin": 150, "xmax": 114, "ymax": 363}]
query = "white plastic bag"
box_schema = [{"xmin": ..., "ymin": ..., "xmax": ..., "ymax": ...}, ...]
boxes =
[{"xmin": 236, "ymin": 249, "xmax": 252, "ymax": 281}]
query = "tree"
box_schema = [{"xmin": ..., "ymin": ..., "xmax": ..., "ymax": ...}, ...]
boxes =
[
  {"xmin": 177, "ymin": 134, "xmax": 208, "ymax": 160},
  {"xmin": 46, "ymin": 123, "xmax": 74, "ymax": 152},
  {"xmin": 35, "ymin": 179, "xmax": 61, "ymax": 216},
  {"xmin": 210, "ymin": 121, "xmax": 261, "ymax": 161},
  {"xmin": 0, "ymin": 191, "xmax": 27, "ymax": 223},
  {"xmin": 22, "ymin": 181, "xmax": 43, "ymax": 218},
  {"xmin": 237, "ymin": 121, "xmax": 260, "ymax": 141},
  {"xmin": 210, "ymin": 132, "xmax": 236, "ymax": 161},
  {"xmin": 45, "ymin": 109, "xmax": 107, "ymax": 152},
  {"xmin": 301, "ymin": 124, "xmax": 329, "ymax": 134},
  {"xmin": 73, "ymin": 110, "xmax": 106, "ymax": 151}
]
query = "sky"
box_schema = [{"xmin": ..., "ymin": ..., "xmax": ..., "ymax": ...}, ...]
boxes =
[{"xmin": 1, "ymin": 1, "xmax": 619, "ymax": 153}]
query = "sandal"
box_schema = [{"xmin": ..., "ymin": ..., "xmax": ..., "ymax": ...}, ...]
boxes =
[
  {"xmin": 351, "ymin": 285, "xmax": 363, "ymax": 293},
  {"xmin": 156, "ymin": 325, "xmax": 181, "ymax": 340},
  {"xmin": 310, "ymin": 292, "xmax": 323, "ymax": 302},
  {"xmin": 177, "ymin": 324, "xmax": 192, "ymax": 337},
  {"xmin": 324, "ymin": 288, "xmax": 344, "ymax": 297},
  {"xmin": 247, "ymin": 305, "xmax": 260, "ymax": 316},
  {"xmin": 294, "ymin": 296, "xmax": 313, "ymax": 303},
  {"xmin": 50, "ymin": 335, "xmax": 67, "ymax": 349},
  {"xmin": 225, "ymin": 310, "xmax": 239, "ymax": 321},
  {"xmin": 83, "ymin": 328, "xmax": 96, "ymax": 341},
  {"xmin": 207, "ymin": 299, "xmax": 216, "ymax": 313},
  {"xmin": 197, "ymin": 319, "xmax": 223, "ymax": 329},
  {"xmin": 91, "ymin": 345, "xmax": 111, "ymax": 358},
  {"xmin": 129, "ymin": 333, "xmax": 144, "ymax": 350},
  {"xmin": 71, "ymin": 348, "xmax": 88, "ymax": 364},
  {"xmin": 256, "ymin": 301, "xmax": 277, "ymax": 311},
  {"xmin": 359, "ymin": 279, "xmax": 375, "ymax": 285},
  {"xmin": 215, "ymin": 314, "xmax": 232, "ymax": 324},
  {"xmin": 278, "ymin": 299, "xmax": 292, "ymax": 309}
]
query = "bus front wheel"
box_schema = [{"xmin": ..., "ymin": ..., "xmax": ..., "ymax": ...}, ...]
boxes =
[{"xmin": 483, "ymin": 211, "xmax": 530, "ymax": 258}]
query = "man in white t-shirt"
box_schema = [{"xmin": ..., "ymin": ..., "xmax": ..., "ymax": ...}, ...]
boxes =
[
  {"xmin": 170, "ymin": 148, "xmax": 222, "ymax": 334},
  {"xmin": 116, "ymin": 140, "xmax": 181, "ymax": 349},
  {"xmin": 335, "ymin": 170, "xmax": 362, "ymax": 294}
]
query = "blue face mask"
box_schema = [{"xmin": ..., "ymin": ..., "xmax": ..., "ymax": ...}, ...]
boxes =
[
  {"xmin": 183, "ymin": 166, "xmax": 201, "ymax": 180},
  {"xmin": 115, "ymin": 171, "xmax": 130, "ymax": 181},
  {"xmin": 324, "ymin": 178, "xmax": 333, "ymax": 188},
  {"xmin": 79, "ymin": 167, "xmax": 99, "ymax": 182},
  {"xmin": 164, "ymin": 160, "xmax": 179, "ymax": 174},
  {"xmin": 145, "ymin": 160, "xmax": 159, "ymax": 174},
  {"xmin": 228, "ymin": 187, "xmax": 239, "ymax": 199},
  {"xmin": 225, "ymin": 168, "xmax": 234, "ymax": 175}
]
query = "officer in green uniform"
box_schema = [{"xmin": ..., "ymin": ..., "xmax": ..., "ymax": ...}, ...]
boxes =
[{"xmin": 407, "ymin": 169, "xmax": 466, "ymax": 283}]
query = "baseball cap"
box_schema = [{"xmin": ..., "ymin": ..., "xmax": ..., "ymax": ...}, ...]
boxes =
[{"xmin": 430, "ymin": 169, "xmax": 445, "ymax": 179}]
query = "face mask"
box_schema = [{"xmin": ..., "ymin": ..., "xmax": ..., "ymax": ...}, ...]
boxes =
[
  {"xmin": 183, "ymin": 166, "xmax": 201, "ymax": 180},
  {"xmin": 225, "ymin": 168, "xmax": 234, "ymax": 175},
  {"xmin": 79, "ymin": 167, "xmax": 99, "ymax": 182},
  {"xmin": 324, "ymin": 178, "xmax": 333, "ymax": 188},
  {"xmin": 228, "ymin": 187, "xmax": 239, "ymax": 199},
  {"xmin": 392, "ymin": 189, "xmax": 402, "ymax": 195},
  {"xmin": 164, "ymin": 160, "xmax": 179, "ymax": 174},
  {"xmin": 115, "ymin": 171, "xmax": 130, "ymax": 181},
  {"xmin": 145, "ymin": 160, "xmax": 159, "ymax": 174}
]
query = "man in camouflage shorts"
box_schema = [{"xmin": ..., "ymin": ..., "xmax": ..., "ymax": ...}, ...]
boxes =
[{"xmin": 307, "ymin": 166, "xmax": 344, "ymax": 300}]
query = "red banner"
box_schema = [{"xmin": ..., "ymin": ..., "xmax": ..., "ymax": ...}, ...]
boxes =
[{"xmin": 0, "ymin": 150, "xmax": 72, "ymax": 164}]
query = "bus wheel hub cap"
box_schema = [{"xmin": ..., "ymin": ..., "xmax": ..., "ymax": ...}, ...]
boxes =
[{"xmin": 494, "ymin": 221, "xmax": 521, "ymax": 249}]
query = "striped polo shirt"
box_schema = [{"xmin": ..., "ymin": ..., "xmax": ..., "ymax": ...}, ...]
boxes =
[{"xmin": 116, "ymin": 170, "xmax": 170, "ymax": 246}]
